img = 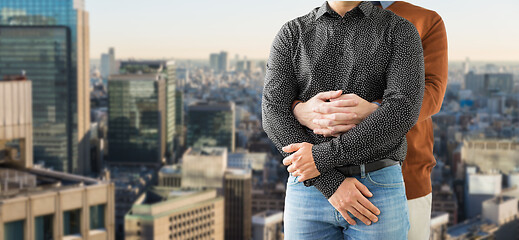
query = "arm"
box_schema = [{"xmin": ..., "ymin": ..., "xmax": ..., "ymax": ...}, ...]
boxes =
[
  {"xmin": 311, "ymin": 20, "xmax": 425, "ymax": 176},
  {"xmin": 261, "ymin": 22, "xmax": 314, "ymax": 154},
  {"xmin": 262, "ymin": 23, "xmax": 367, "ymax": 207},
  {"xmin": 416, "ymin": 15, "xmax": 448, "ymax": 122}
]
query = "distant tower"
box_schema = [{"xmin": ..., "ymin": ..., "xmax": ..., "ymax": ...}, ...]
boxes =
[{"xmin": 463, "ymin": 57, "xmax": 470, "ymax": 75}]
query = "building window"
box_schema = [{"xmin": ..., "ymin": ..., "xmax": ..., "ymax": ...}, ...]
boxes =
[
  {"xmin": 63, "ymin": 209, "xmax": 81, "ymax": 236},
  {"xmin": 90, "ymin": 204, "xmax": 105, "ymax": 230},
  {"xmin": 35, "ymin": 214, "xmax": 53, "ymax": 240},
  {"xmin": 4, "ymin": 220, "xmax": 24, "ymax": 240}
]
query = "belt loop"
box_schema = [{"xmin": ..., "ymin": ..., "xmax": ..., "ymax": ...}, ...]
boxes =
[{"xmin": 360, "ymin": 164, "xmax": 366, "ymax": 179}]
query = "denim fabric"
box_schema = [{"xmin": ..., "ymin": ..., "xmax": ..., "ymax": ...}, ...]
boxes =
[{"xmin": 284, "ymin": 164, "xmax": 409, "ymax": 240}]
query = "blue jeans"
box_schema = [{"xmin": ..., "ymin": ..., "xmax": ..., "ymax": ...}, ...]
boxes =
[{"xmin": 284, "ymin": 164, "xmax": 409, "ymax": 240}]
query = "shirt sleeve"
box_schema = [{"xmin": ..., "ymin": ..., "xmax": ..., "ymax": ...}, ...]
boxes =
[
  {"xmin": 261, "ymin": 22, "xmax": 315, "ymax": 155},
  {"xmin": 416, "ymin": 15, "xmax": 448, "ymax": 122},
  {"xmin": 311, "ymin": 19, "xmax": 425, "ymax": 182}
]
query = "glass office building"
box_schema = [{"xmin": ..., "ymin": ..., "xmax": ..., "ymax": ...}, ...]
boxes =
[
  {"xmin": 0, "ymin": 0, "xmax": 91, "ymax": 174},
  {"xmin": 108, "ymin": 74, "xmax": 166, "ymax": 165},
  {"xmin": 187, "ymin": 101, "xmax": 235, "ymax": 152}
]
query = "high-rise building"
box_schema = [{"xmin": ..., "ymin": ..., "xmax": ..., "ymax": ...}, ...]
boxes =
[
  {"xmin": 0, "ymin": 0, "xmax": 91, "ymax": 175},
  {"xmin": 124, "ymin": 187, "xmax": 224, "ymax": 240},
  {"xmin": 181, "ymin": 147, "xmax": 227, "ymax": 189},
  {"xmin": 209, "ymin": 52, "xmax": 229, "ymax": 73},
  {"xmin": 466, "ymin": 170, "xmax": 502, "ymax": 219},
  {"xmin": 252, "ymin": 210, "xmax": 284, "ymax": 240},
  {"xmin": 0, "ymin": 77, "xmax": 115, "ymax": 240},
  {"xmin": 432, "ymin": 184, "xmax": 458, "ymax": 226},
  {"xmin": 224, "ymin": 168, "xmax": 252, "ymax": 240},
  {"xmin": 218, "ymin": 51, "xmax": 228, "ymax": 73},
  {"xmin": 165, "ymin": 61, "xmax": 176, "ymax": 163},
  {"xmin": 100, "ymin": 47, "xmax": 117, "ymax": 79},
  {"xmin": 210, "ymin": 53, "xmax": 220, "ymax": 71},
  {"xmin": 187, "ymin": 101, "xmax": 235, "ymax": 152},
  {"xmin": 461, "ymin": 139, "xmax": 519, "ymax": 174},
  {"xmin": 0, "ymin": 77, "xmax": 33, "ymax": 168},
  {"xmin": 464, "ymin": 72, "xmax": 514, "ymax": 96},
  {"xmin": 107, "ymin": 74, "xmax": 167, "ymax": 166}
]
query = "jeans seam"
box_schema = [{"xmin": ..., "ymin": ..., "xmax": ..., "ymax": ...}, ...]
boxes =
[{"xmin": 366, "ymin": 173, "xmax": 403, "ymax": 188}]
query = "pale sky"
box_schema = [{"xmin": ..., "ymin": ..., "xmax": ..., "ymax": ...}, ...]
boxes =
[{"xmin": 87, "ymin": 0, "xmax": 519, "ymax": 61}]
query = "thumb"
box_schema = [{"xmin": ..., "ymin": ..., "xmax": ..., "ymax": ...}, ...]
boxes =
[
  {"xmin": 282, "ymin": 143, "xmax": 303, "ymax": 153},
  {"xmin": 315, "ymin": 90, "xmax": 342, "ymax": 101}
]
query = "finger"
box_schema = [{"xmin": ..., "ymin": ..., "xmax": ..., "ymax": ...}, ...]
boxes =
[
  {"xmin": 313, "ymin": 128, "xmax": 334, "ymax": 136},
  {"xmin": 329, "ymin": 93, "xmax": 357, "ymax": 102},
  {"xmin": 313, "ymin": 104, "xmax": 355, "ymax": 114},
  {"xmin": 357, "ymin": 196, "xmax": 381, "ymax": 217},
  {"xmin": 286, "ymin": 163, "xmax": 297, "ymax": 173},
  {"xmin": 354, "ymin": 180, "xmax": 374, "ymax": 198},
  {"xmin": 298, "ymin": 174, "xmax": 308, "ymax": 182},
  {"xmin": 282, "ymin": 154, "xmax": 299, "ymax": 166},
  {"xmin": 349, "ymin": 205, "xmax": 372, "ymax": 225},
  {"xmin": 330, "ymin": 125, "xmax": 356, "ymax": 135},
  {"xmin": 282, "ymin": 143, "xmax": 302, "ymax": 153},
  {"xmin": 315, "ymin": 90, "xmax": 342, "ymax": 101},
  {"xmin": 313, "ymin": 118, "xmax": 347, "ymax": 127},
  {"xmin": 353, "ymin": 202, "xmax": 378, "ymax": 223},
  {"xmin": 329, "ymin": 99, "xmax": 358, "ymax": 107},
  {"xmin": 292, "ymin": 170, "xmax": 301, "ymax": 177},
  {"xmin": 339, "ymin": 209, "xmax": 357, "ymax": 225},
  {"xmin": 322, "ymin": 113, "xmax": 357, "ymax": 122}
]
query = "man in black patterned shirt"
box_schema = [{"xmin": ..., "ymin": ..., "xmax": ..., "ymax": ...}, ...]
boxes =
[{"xmin": 261, "ymin": 1, "xmax": 424, "ymax": 239}]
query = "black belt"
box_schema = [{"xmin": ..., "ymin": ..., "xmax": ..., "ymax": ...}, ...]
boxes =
[
  {"xmin": 335, "ymin": 159, "xmax": 400, "ymax": 177},
  {"xmin": 303, "ymin": 159, "xmax": 400, "ymax": 187}
]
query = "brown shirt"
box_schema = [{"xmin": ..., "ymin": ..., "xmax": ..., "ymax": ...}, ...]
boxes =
[{"xmin": 386, "ymin": 1, "xmax": 448, "ymax": 200}]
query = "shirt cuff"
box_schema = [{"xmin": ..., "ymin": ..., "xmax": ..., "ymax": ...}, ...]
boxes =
[
  {"xmin": 312, "ymin": 170, "xmax": 346, "ymax": 199},
  {"xmin": 312, "ymin": 141, "xmax": 338, "ymax": 174}
]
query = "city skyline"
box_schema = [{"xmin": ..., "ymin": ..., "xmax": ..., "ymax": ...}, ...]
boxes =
[{"xmin": 88, "ymin": 0, "xmax": 519, "ymax": 61}]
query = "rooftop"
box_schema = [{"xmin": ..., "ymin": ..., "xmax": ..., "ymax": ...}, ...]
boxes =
[{"xmin": 0, "ymin": 165, "xmax": 105, "ymax": 200}]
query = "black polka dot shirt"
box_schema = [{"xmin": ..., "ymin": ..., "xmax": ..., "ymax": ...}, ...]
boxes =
[{"xmin": 261, "ymin": 1, "xmax": 425, "ymax": 199}]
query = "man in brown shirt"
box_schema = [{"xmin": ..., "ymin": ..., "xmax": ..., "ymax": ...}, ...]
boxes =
[{"xmin": 291, "ymin": 1, "xmax": 448, "ymax": 239}]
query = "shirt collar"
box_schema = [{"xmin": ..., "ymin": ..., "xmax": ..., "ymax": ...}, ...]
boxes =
[
  {"xmin": 315, "ymin": 1, "xmax": 374, "ymax": 20},
  {"xmin": 380, "ymin": 1, "xmax": 395, "ymax": 9}
]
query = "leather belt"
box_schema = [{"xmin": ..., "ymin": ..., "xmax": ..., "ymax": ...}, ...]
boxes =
[
  {"xmin": 303, "ymin": 159, "xmax": 400, "ymax": 187},
  {"xmin": 335, "ymin": 159, "xmax": 400, "ymax": 177}
]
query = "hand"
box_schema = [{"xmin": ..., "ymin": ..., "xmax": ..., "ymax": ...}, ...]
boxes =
[
  {"xmin": 293, "ymin": 90, "xmax": 343, "ymax": 131},
  {"xmin": 282, "ymin": 142, "xmax": 320, "ymax": 182},
  {"xmin": 328, "ymin": 178, "xmax": 381, "ymax": 226},
  {"xmin": 313, "ymin": 94, "xmax": 380, "ymax": 137}
]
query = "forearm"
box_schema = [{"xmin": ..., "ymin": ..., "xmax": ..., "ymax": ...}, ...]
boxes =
[{"xmin": 311, "ymin": 20, "xmax": 425, "ymax": 174}]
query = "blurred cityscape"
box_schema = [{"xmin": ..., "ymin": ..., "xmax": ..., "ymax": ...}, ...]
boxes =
[{"xmin": 1, "ymin": 1, "xmax": 519, "ymax": 240}]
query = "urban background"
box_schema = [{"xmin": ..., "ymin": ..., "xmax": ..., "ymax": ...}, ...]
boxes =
[{"xmin": 1, "ymin": 0, "xmax": 519, "ymax": 240}]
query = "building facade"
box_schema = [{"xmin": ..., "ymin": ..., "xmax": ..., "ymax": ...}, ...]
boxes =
[
  {"xmin": 224, "ymin": 168, "xmax": 252, "ymax": 240},
  {"xmin": 125, "ymin": 187, "xmax": 224, "ymax": 240},
  {"xmin": 186, "ymin": 101, "xmax": 235, "ymax": 152},
  {"xmin": 0, "ymin": 0, "xmax": 91, "ymax": 174},
  {"xmin": 0, "ymin": 78, "xmax": 33, "ymax": 168},
  {"xmin": 181, "ymin": 147, "xmax": 227, "ymax": 189},
  {"xmin": 107, "ymin": 74, "xmax": 166, "ymax": 166}
]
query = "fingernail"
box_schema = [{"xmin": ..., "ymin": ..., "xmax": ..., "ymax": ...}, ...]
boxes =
[{"xmin": 367, "ymin": 221, "xmax": 371, "ymax": 225}]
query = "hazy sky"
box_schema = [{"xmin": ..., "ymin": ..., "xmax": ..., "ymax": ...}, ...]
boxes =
[{"xmin": 87, "ymin": 0, "xmax": 519, "ymax": 61}]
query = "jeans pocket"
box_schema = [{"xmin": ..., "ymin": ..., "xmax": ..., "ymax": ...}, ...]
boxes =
[
  {"xmin": 287, "ymin": 173, "xmax": 301, "ymax": 186},
  {"xmin": 366, "ymin": 164, "xmax": 404, "ymax": 188}
]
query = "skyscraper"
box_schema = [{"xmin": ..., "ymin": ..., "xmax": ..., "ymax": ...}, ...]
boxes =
[
  {"xmin": 165, "ymin": 61, "xmax": 176, "ymax": 163},
  {"xmin": 187, "ymin": 101, "xmax": 235, "ymax": 152},
  {"xmin": 218, "ymin": 51, "xmax": 228, "ymax": 73},
  {"xmin": 107, "ymin": 74, "xmax": 166, "ymax": 166},
  {"xmin": 224, "ymin": 168, "xmax": 252, "ymax": 240},
  {"xmin": 100, "ymin": 47, "xmax": 116, "ymax": 79},
  {"xmin": 0, "ymin": 0, "xmax": 91, "ymax": 174}
]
